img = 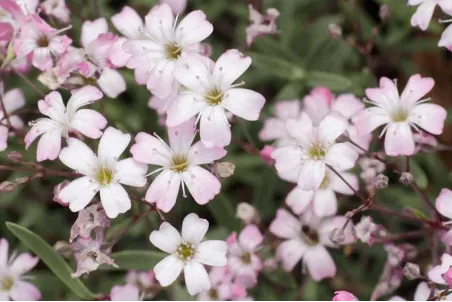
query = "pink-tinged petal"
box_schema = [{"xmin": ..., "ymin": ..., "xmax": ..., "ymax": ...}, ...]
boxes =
[
  {"xmin": 146, "ymin": 60, "xmax": 175, "ymax": 99},
  {"xmin": 59, "ymin": 138, "xmax": 98, "ymax": 175},
  {"xmin": 410, "ymin": 0, "xmax": 436, "ymax": 31},
  {"xmin": 304, "ymin": 245, "xmax": 336, "ymax": 281},
  {"xmin": 303, "ymin": 87, "xmax": 333, "ymax": 124},
  {"xmin": 222, "ymin": 88, "xmax": 265, "ymax": 121},
  {"xmin": 36, "ymin": 129, "xmax": 62, "ymax": 161},
  {"xmin": 184, "ymin": 260, "xmax": 210, "ymax": 295},
  {"xmin": 238, "ymin": 224, "xmax": 263, "ymax": 252},
  {"xmin": 116, "ymin": 158, "xmax": 147, "ymax": 187},
  {"xmin": 200, "ymin": 106, "xmax": 231, "ymax": 148},
  {"xmin": 269, "ymin": 208, "xmax": 301, "ymax": 239},
  {"xmin": 98, "ymin": 127, "xmax": 131, "ymax": 165},
  {"xmin": 0, "ymin": 126, "xmax": 8, "ymax": 151},
  {"xmin": 325, "ymin": 142, "xmax": 358, "ymax": 171},
  {"xmin": 110, "ymin": 284, "xmax": 140, "ymax": 301},
  {"xmin": 428, "ymin": 254, "xmax": 452, "ymax": 284},
  {"xmin": 3, "ymin": 88, "xmax": 26, "ymax": 113},
  {"xmin": 32, "ymin": 47, "xmax": 53, "ymax": 71},
  {"xmin": 70, "ymin": 109, "xmax": 107, "ymax": 139},
  {"xmin": 0, "ymin": 22, "xmax": 13, "ymax": 41},
  {"xmin": 145, "ymin": 170, "xmax": 181, "ymax": 212},
  {"xmin": 213, "ymin": 49, "xmax": 251, "ymax": 90},
  {"xmin": 329, "ymin": 171, "xmax": 358, "ymax": 195},
  {"xmin": 154, "ymin": 254, "xmax": 184, "ymax": 287},
  {"xmin": 352, "ymin": 107, "xmax": 390, "ymax": 135},
  {"xmin": 175, "ymin": 10, "xmax": 213, "ymax": 46},
  {"xmin": 439, "ymin": 24, "xmax": 452, "ymax": 51},
  {"xmin": 97, "ymin": 68, "xmax": 126, "ymax": 98},
  {"xmin": 441, "ymin": 229, "xmax": 452, "ymax": 246},
  {"xmin": 161, "ymin": 0, "xmax": 187, "ymax": 14},
  {"xmin": 187, "ymin": 141, "xmax": 227, "ymax": 165},
  {"xmin": 166, "ymin": 93, "xmax": 206, "ymax": 127},
  {"xmin": 347, "ymin": 125, "xmax": 371, "ymax": 153},
  {"xmin": 439, "ymin": 0, "xmax": 452, "ymax": 13},
  {"xmin": 168, "ymin": 118, "xmax": 196, "ymax": 154},
  {"xmin": 409, "ymin": 103, "xmax": 446, "ymax": 135},
  {"xmin": 100, "ymin": 183, "xmax": 131, "ymax": 218},
  {"xmin": 436, "ymin": 189, "xmax": 452, "ymax": 219},
  {"xmin": 317, "ymin": 111, "xmax": 348, "ymax": 144},
  {"xmin": 67, "ymin": 85, "xmax": 103, "ymax": 115},
  {"xmin": 285, "ymin": 113, "xmax": 313, "ymax": 149},
  {"xmin": 49, "ymin": 35, "xmax": 72, "ymax": 54},
  {"xmin": 286, "ymin": 187, "xmax": 314, "ymax": 215},
  {"xmin": 149, "ymin": 221, "xmax": 182, "ymax": 254},
  {"xmin": 0, "ymin": 238, "xmax": 8, "ymax": 267},
  {"xmin": 414, "ymin": 282, "xmax": 431, "ymax": 301},
  {"xmin": 401, "ymin": 74, "xmax": 434, "ymax": 107},
  {"xmin": 111, "ymin": 6, "xmax": 144, "ymax": 39},
  {"xmin": 10, "ymin": 281, "xmax": 41, "ymax": 301},
  {"xmin": 173, "ymin": 55, "xmax": 211, "ymax": 94},
  {"xmin": 182, "ymin": 166, "xmax": 221, "ymax": 205},
  {"xmin": 275, "ymin": 239, "xmax": 306, "ymax": 271},
  {"xmin": 259, "ymin": 118, "xmax": 287, "ymax": 142},
  {"xmin": 384, "ymin": 122, "xmax": 415, "ymax": 156},
  {"xmin": 109, "ymin": 38, "xmax": 131, "ymax": 67},
  {"xmin": 37, "ymin": 91, "xmax": 65, "ymax": 122},
  {"xmin": 81, "ymin": 18, "xmax": 108, "ymax": 48},
  {"xmin": 24, "ymin": 119, "xmax": 60, "ymax": 150},
  {"xmin": 0, "ymin": 0, "xmax": 24, "ymax": 19},
  {"xmin": 297, "ymin": 160, "xmax": 326, "ymax": 191},
  {"xmin": 131, "ymin": 132, "xmax": 172, "ymax": 166},
  {"xmin": 274, "ymin": 100, "xmax": 301, "ymax": 120},
  {"xmin": 59, "ymin": 177, "xmax": 99, "ymax": 211},
  {"xmin": 318, "ymin": 216, "xmax": 355, "ymax": 246},
  {"xmin": 333, "ymin": 291, "xmax": 358, "ymax": 301},
  {"xmin": 10, "ymin": 253, "xmax": 39, "ymax": 275},
  {"xmin": 313, "ymin": 189, "xmax": 337, "ymax": 217},
  {"xmin": 271, "ymin": 145, "xmax": 303, "ymax": 183},
  {"xmin": 196, "ymin": 240, "xmax": 228, "ymax": 266},
  {"xmin": 181, "ymin": 213, "xmax": 209, "ymax": 245},
  {"xmin": 380, "ymin": 77, "xmax": 400, "ymax": 103},
  {"xmin": 144, "ymin": 4, "xmax": 174, "ymax": 44},
  {"xmin": 332, "ymin": 94, "xmax": 364, "ymax": 119}
]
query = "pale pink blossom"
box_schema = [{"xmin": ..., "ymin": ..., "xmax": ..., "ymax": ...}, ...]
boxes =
[
  {"xmin": 246, "ymin": 4, "xmax": 279, "ymax": 47},
  {"xmin": 111, "ymin": 6, "xmax": 143, "ymax": 40},
  {"xmin": 286, "ymin": 169, "xmax": 358, "ymax": 217},
  {"xmin": 0, "ymin": 238, "xmax": 41, "ymax": 301},
  {"xmin": 14, "ymin": 15, "xmax": 72, "ymax": 70},
  {"xmin": 269, "ymin": 209, "xmax": 355, "ymax": 281},
  {"xmin": 435, "ymin": 189, "xmax": 452, "ymax": 246},
  {"xmin": 236, "ymin": 202, "xmax": 259, "ymax": 225},
  {"xmin": 259, "ymin": 100, "xmax": 302, "ymax": 147},
  {"xmin": 354, "ymin": 216, "xmax": 377, "ymax": 244},
  {"xmin": 272, "ymin": 112, "xmax": 358, "ymax": 190},
  {"xmin": 259, "ymin": 145, "xmax": 275, "ymax": 165},
  {"xmin": 125, "ymin": 270, "xmax": 156, "ymax": 299},
  {"xmin": 40, "ymin": 0, "xmax": 70, "ymax": 23},
  {"xmin": 227, "ymin": 225, "xmax": 263, "ymax": 287},
  {"xmin": 110, "ymin": 284, "xmax": 140, "ymax": 301},
  {"xmin": 333, "ymin": 291, "xmax": 358, "ymax": 301},
  {"xmin": 160, "ymin": 0, "xmax": 187, "ymax": 14},
  {"xmin": 122, "ymin": 3, "xmax": 213, "ymax": 98},
  {"xmin": 439, "ymin": 24, "xmax": 452, "ymax": 51},
  {"xmin": 353, "ymin": 75, "xmax": 446, "ymax": 156},
  {"xmin": 428, "ymin": 253, "xmax": 452, "ymax": 285},
  {"xmin": 196, "ymin": 266, "xmax": 248, "ymax": 301},
  {"xmin": 166, "ymin": 49, "xmax": 266, "ymax": 147},
  {"xmin": 70, "ymin": 203, "xmax": 110, "ymax": 242},
  {"xmin": 24, "ymin": 86, "xmax": 106, "ymax": 161},
  {"xmin": 149, "ymin": 213, "xmax": 228, "ymax": 295},
  {"xmin": 58, "ymin": 127, "xmax": 147, "ymax": 218},
  {"xmin": 131, "ymin": 118, "xmax": 226, "ymax": 212},
  {"xmin": 408, "ymin": 0, "xmax": 452, "ymax": 31},
  {"xmin": 0, "ymin": 82, "xmax": 25, "ymax": 151}
]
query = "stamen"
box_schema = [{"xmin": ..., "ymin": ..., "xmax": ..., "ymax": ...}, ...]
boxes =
[
  {"xmin": 145, "ymin": 167, "xmax": 165, "ymax": 177},
  {"xmin": 229, "ymin": 81, "xmax": 246, "ymax": 88},
  {"xmin": 173, "ymin": 13, "xmax": 180, "ymax": 32},
  {"xmin": 54, "ymin": 25, "xmax": 73, "ymax": 36},
  {"xmin": 439, "ymin": 18, "xmax": 452, "ymax": 24},
  {"xmin": 181, "ymin": 179, "xmax": 187, "ymax": 198}
]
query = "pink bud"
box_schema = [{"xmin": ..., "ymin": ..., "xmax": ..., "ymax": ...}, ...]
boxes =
[
  {"xmin": 260, "ymin": 145, "xmax": 275, "ymax": 165},
  {"xmin": 53, "ymin": 180, "xmax": 70, "ymax": 206},
  {"xmin": 442, "ymin": 266, "xmax": 452, "ymax": 287},
  {"xmin": 333, "ymin": 291, "xmax": 358, "ymax": 301}
]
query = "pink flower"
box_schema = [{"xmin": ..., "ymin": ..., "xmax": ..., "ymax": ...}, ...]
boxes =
[
  {"xmin": 110, "ymin": 284, "xmax": 140, "ymax": 301},
  {"xmin": 0, "ymin": 83, "xmax": 25, "ymax": 151},
  {"xmin": 269, "ymin": 209, "xmax": 355, "ymax": 281},
  {"xmin": 0, "ymin": 238, "xmax": 41, "ymax": 301},
  {"xmin": 40, "ymin": 0, "xmax": 70, "ymax": 23},
  {"xmin": 272, "ymin": 112, "xmax": 358, "ymax": 190},
  {"xmin": 286, "ymin": 169, "xmax": 358, "ymax": 217},
  {"xmin": 125, "ymin": 270, "xmax": 156, "ymax": 298},
  {"xmin": 160, "ymin": 0, "xmax": 187, "ymax": 14},
  {"xmin": 24, "ymin": 86, "xmax": 106, "ymax": 161},
  {"xmin": 227, "ymin": 225, "xmax": 263, "ymax": 287},
  {"xmin": 259, "ymin": 145, "xmax": 276, "ymax": 165},
  {"xmin": 111, "ymin": 6, "xmax": 144, "ymax": 40},
  {"xmin": 246, "ymin": 4, "xmax": 279, "ymax": 47},
  {"xmin": 131, "ymin": 118, "xmax": 226, "ymax": 212},
  {"xmin": 333, "ymin": 291, "xmax": 358, "ymax": 301},
  {"xmin": 352, "ymin": 75, "xmax": 446, "ymax": 156},
  {"xmin": 122, "ymin": 3, "xmax": 213, "ymax": 98},
  {"xmin": 14, "ymin": 15, "xmax": 72, "ymax": 71},
  {"xmin": 428, "ymin": 254, "xmax": 452, "ymax": 285},
  {"xmin": 258, "ymin": 100, "xmax": 302, "ymax": 147},
  {"xmin": 149, "ymin": 213, "xmax": 228, "ymax": 295},
  {"xmin": 408, "ymin": 0, "xmax": 452, "ymax": 31},
  {"xmin": 166, "ymin": 49, "xmax": 266, "ymax": 147},
  {"xmin": 58, "ymin": 127, "xmax": 147, "ymax": 218},
  {"xmin": 196, "ymin": 266, "xmax": 249, "ymax": 301}
]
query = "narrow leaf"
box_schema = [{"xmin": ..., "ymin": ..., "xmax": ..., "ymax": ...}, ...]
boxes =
[
  {"xmin": 108, "ymin": 250, "xmax": 166, "ymax": 270},
  {"xmin": 207, "ymin": 194, "xmax": 241, "ymax": 231}
]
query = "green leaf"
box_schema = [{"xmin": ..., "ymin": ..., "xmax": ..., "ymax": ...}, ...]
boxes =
[
  {"xmin": 6, "ymin": 222, "xmax": 96, "ymax": 300},
  {"xmin": 410, "ymin": 160, "xmax": 428, "ymax": 189},
  {"xmin": 108, "ymin": 250, "xmax": 166, "ymax": 270},
  {"xmin": 262, "ymin": 269, "xmax": 298, "ymax": 289},
  {"xmin": 207, "ymin": 194, "xmax": 241, "ymax": 231},
  {"xmin": 171, "ymin": 282, "xmax": 194, "ymax": 301},
  {"xmin": 248, "ymin": 52, "xmax": 305, "ymax": 81},
  {"xmin": 408, "ymin": 207, "xmax": 429, "ymax": 220},
  {"xmin": 306, "ymin": 70, "xmax": 352, "ymax": 91}
]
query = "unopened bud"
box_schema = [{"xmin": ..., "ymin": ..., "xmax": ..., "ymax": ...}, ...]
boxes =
[
  {"xmin": 442, "ymin": 266, "xmax": 452, "ymax": 287},
  {"xmin": 374, "ymin": 174, "xmax": 389, "ymax": 189},
  {"xmin": 0, "ymin": 181, "xmax": 15, "ymax": 192},
  {"xmin": 379, "ymin": 4, "xmax": 390, "ymax": 22},
  {"xmin": 236, "ymin": 202, "xmax": 259, "ymax": 224},
  {"xmin": 328, "ymin": 24, "xmax": 342, "ymax": 40},
  {"xmin": 260, "ymin": 145, "xmax": 275, "ymax": 165},
  {"xmin": 329, "ymin": 228, "xmax": 345, "ymax": 245},
  {"xmin": 399, "ymin": 172, "xmax": 413, "ymax": 185},
  {"xmin": 333, "ymin": 291, "xmax": 358, "ymax": 301},
  {"xmin": 404, "ymin": 262, "xmax": 420, "ymax": 280},
  {"xmin": 214, "ymin": 162, "xmax": 235, "ymax": 178},
  {"xmin": 7, "ymin": 151, "xmax": 23, "ymax": 162}
]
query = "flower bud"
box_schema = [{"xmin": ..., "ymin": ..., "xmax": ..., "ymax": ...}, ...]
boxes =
[
  {"xmin": 0, "ymin": 181, "xmax": 15, "ymax": 193},
  {"xmin": 442, "ymin": 266, "xmax": 452, "ymax": 287},
  {"xmin": 213, "ymin": 162, "xmax": 235, "ymax": 178},
  {"xmin": 260, "ymin": 145, "xmax": 275, "ymax": 165},
  {"xmin": 399, "ymin": 172, "xmax": 413, "ymax": 185},
  {"xmin": 333, "ymin": 291, "xmax": 358, "ymax": 301},
  {"xmin": 329, "ymin": 228, "xmax": 345, "ymax": 245},
  {"xmin": 404, "ymin": 262, "xmax": 420, "ymax": 280},
  {"xmin": 328, "ymin": 24, "xmax": 343, "ymax": 40},
  {"xmin": 236, "ymin": 202, "xmax": 259, "ymax": 224},
  {"xmin": 7, "ymin": 151, "xmax": 23, "ymax": 162},
  {"xmin": 374, "ymin": 174, "xmax": 389, "ymax": 189}
]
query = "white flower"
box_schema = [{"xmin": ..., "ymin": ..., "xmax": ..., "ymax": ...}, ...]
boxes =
[
  {"xmin": 58, "ymin": 127, "xmax": 147, "ymax": 218},
  {"xmin": 354, "ymin": 216, "xmax": 377, "ymax": 243},
  {"xmin": 150, "ymin": 213, "xmax": 227, "ymax": 295}
]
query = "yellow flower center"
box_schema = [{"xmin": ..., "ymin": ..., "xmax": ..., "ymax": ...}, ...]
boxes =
[
  {"xmin": 0, "ymin": 276, "xmax": 14, "ymax": 292},
  {"xmin": 308, "ymin": 143, "xmax": 326, "ymax": 160},
  {"xmin": 205, "ymin": 88, "xmax": 224, "ymax": 106},
  {"xmin": 171, "ymin": 155, "xmax": 189, "ymax": 173},
  {"xmin": 177, "ymin": 243, "xmax": 195, "ymax": 261},
  {"xmin": 165, "ymin": 43, "xmax": 182, "ymax": 60},
  {"xmin": 391, "ymin": 109, "xmax": 408, "ymax": 123},
  {"xmin": 96, "ymin": 167, "xmax": 113, "ymax": 186}
]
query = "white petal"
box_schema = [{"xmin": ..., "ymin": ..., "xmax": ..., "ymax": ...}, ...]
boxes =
[
  {"xmin": 36, "ymin": 128, "xmax": 62, "ymax": 162},
  {"xmin": 182, "ymin": 213, "xmax": 209, "ymax": 245},
  {"xmin": 187, "ymin": 141, "xmax": 227, "ymax": 165},
  {"xmin": 111, "ymin": 6, "xmax": 144, "ymax": 39},
  {"xmin": 98, "ymin": 127, "xmax": 131, "ymax": 165},
  {"xmin": 67, "ymin": 85, "xmax": 103, "ymax": 115},
  {"xmin": 59, "ymin": 177, "xmax": 99, "ymax": 212},
  {"xmin": 200, "ymin": 106, "xmax": 231, "ymax": 148},
  {"xmin": 145, "ymin": 170, "xmax": 181, "ymax": 212},
  {"xmin": 116, "ymin": 158, "xmax": 147, "ymax": 187},
  {"xmin": 317, "ymin": 111, "xmax": 348, "ymax": 144},
  {"xmin": 324, "ymin": 143, "xmax": 358, "ymax": 171},
  {"xmin": 0, "ymin": 239, "xmax": 8, "ymax": 267},
  {"xmin": 99, "ymin": 183, "xmax": 132, "ymax": 218},
  {"xmin": 269, "ymin": 208, "xmax": 301, "ymax": 239},
  {"xmin": 213, "ymin": 49, "xmax": 251, "ymax": 90},
  {"xmin": 81, "ymin": 18, "xmax": 108, "ymax": 47},
  {"xmin": 384, "ymin": 122, "xmax": 415, "ymax": 156},
  {"xmin": 154, "ymin": 254, "xmax": 184, "ymax": 287},
  {"xmin": 168, "ymin": 118, "xmax": 196, "ymax": 154},
  {"xmin": 182, "ymin": 166, "xmax": 221, "ymax": 205},
  {"xmin": 286, "ymin": 187, "xmax": 313, "ymax": 215},
  {"xmin": 297, "ymin": 160, "xmax": 326, "ymax": 191},
  {"xmin": 97, "ymin": 68, "xmax": 126, "ymax": 98},
  {"xmin": 131, "ymin": 132, "xmax": 172, "ymax": 167},
  {"xmin": 313, "ymin": 189, "xmax": 337, "ymax": 217},
  {"xmin": 166, "ymin": 93, "xmax": 206, "ymax": 127},
  {"xmin": 275, "ymin": 239, "xmax": 306, "ymax": 271},
  {"xmin": 149, "ymin": 222, "xmax": 182, "ymax": 254},
  {"xmin": 195, "ymin": 240, "xmax": 228, "ymax": 266},
  {"xmin": 304, "ymin": 245, "xmax": 336, "ymax": 281},
  {"xmin": 3, "ymin": 88, "xmax": 26, "ymax": 113},
  {"xmin": 222, "ymin": 88, "xmax": 265, "ymax": 121},
  {"xmin": 175, "ymin": 10, "xmax": 213, "ymax": 46},
  {"xmin": 59, "ymin": 138, "xmax": 98, "ymax": 176},
  {"xmin": 184, "ymin": 261, "xmax": 211, "ymax": 296}
]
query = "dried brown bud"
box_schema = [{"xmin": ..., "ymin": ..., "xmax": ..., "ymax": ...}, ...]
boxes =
[
  {"xmin": 399, "ymin": 172, "xmax": 413, "ymax": 185},
  {"xmin": 7, "ymin": 151, "xmax": 23, "ymax": 162},
  {"xmin": 328, "ymin": 24, "xmax": 342, "ymax": 40},
  {"xmin": 404, "ymin": 262, "xmax": 420, "ymax": 280},
  {"xmin": 214, "ymin": 162, "xmax": 236, "ymax": 178},
  {"xmin": 0, "ymin": 181, "xmax": 15, "ymax": 192},
  {"xmin": 329, "ymin": 228, "xmax": 345, "ymax": 245},
  {"xmin": 374, "ymin": 174, "xmax": 389, "ymax": 189}
]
